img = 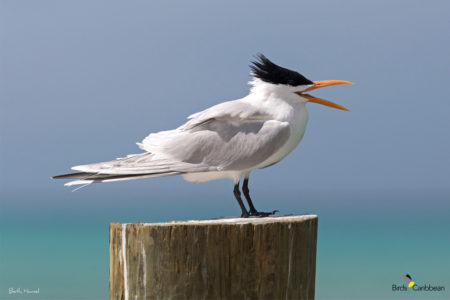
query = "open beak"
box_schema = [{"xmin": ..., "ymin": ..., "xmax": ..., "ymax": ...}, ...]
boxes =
[
  {"xmin": 301, "ymin": 93, "xmax": 350, "ymax": 111},
  {"xmin": 296, "ymin": 80, "xmax": 353, "ymax": 111}
]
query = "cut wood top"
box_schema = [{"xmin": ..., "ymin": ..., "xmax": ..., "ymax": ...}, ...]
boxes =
[{"xmin": 112, "ymin": 214, "xmax": 317, "ymax": 227}]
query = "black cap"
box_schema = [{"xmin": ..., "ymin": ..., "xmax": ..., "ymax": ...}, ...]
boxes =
[{"xmin": 250, "ymin": 54, "xmax": 313, "ymax": 87}]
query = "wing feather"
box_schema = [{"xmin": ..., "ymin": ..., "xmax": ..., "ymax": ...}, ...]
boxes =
[
  {"xmin": 65, "ymin": 100, "xmax": 290, "ymax": 182},
  {"xmin": 182, "ymin": 100, "xmax": 272, "ymax": 130},
  {"xmin": 57, "ymin": 99, "xmax": 292, "ymax": 187},
  {"xmin": 71, "ymin": 152, "xmax": 213, "ymax": 175},
  {"xmin": 138, "ymin": 118, "xmax": 290, "ymax": 171}
]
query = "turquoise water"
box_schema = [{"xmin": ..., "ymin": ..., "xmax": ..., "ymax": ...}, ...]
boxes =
[{"xmin": 1, "ymin": 189, "xmax": 449, "ymax": 299}]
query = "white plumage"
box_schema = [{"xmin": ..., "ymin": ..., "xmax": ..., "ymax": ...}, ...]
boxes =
[
  {"xmin": 66, "ymin": 78, "xmax": 309, "ymax": 185},
  {"xmin": 54, "ymin": 54, "xmax": 351, "ymax": 217}
]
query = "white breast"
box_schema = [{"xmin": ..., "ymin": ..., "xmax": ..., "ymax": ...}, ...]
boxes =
[{"xmin": 255, "ymin": 102, "xmax": 309, "ymax": 169}]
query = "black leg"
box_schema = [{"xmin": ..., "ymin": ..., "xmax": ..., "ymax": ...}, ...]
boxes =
[
  {"xmin": 242, "ymin": 178, "xmax": 258, "ymax": 214},
  {"xmin": 233, "ymin": 182, "xmax": 249, "ymax": 218},
  {"xmin": 242, "ymin": 176, "xmax": 278, "ymax": 217}
]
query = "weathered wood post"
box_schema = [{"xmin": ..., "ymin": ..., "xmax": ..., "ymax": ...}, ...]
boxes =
[{"xmin": 110, "ymin": 215, "xmax": 318, "ymax": 300}]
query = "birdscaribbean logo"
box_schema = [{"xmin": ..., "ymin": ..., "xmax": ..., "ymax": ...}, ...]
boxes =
[
  {"xmin": 403, "ymin": 274, "xmax": 417, "ymax": 293},
  {"xmin": 392, "ymin": 274, "xmax": 445, "ymax": 294}
]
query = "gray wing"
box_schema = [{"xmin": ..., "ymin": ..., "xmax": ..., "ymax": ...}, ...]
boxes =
[
  {"xmin": 55, "ymin": 100, "xmax": 290, "ymax": 186},
  {"xmin": 53, "ymin": 152, "xmax": 214, "ymax": 186},
  {"xmin": 138, "ymin": 99, "xmax": 290, "ymax": 170},
  {"xmin": 181, "ymin": 100, "xmax": 272, "ymax": 130},
  {"xmin": 58, "ymin": 119, "xmax": 289, "ymax": 185},
  {"xmin": 157, "ymin": 118, "xmax": 291, "ymax": 171},
  {"xmin": 70, "ymin": 153, "xmax": 213, "ymax": 174}
]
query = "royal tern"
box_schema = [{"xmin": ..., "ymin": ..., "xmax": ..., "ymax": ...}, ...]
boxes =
[{"xmin": 54, "ymin": 54, "xmax": 352, "ymax": 217}]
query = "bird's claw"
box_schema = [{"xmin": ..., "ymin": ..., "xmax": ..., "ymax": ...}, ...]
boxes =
[{"xmin": 249, "ymin": 210, "xmax": 278, "ymax": 217}]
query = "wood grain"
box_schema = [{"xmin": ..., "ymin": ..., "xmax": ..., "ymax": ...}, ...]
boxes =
[{"xmin": 110, "ymin": 215, "xmax": 317, "ymax": 300}]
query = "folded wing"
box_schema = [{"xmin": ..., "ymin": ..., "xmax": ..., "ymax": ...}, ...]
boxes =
[
  {"xmin": 138, "ymin": 100, "xmax": 291, "ymax": 171},
  {"xmin": 55, "ymin": 100, "xmax": 290, "ymax": 186}
]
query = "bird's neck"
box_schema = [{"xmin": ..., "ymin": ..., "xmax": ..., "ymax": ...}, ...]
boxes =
[{"xmin": 246, "ymin": 81, "xmax": 307, "ymax": 121}]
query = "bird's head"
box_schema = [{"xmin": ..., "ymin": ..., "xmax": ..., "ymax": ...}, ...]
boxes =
[{"xmin": 250, "ymin": 54, "xmax": 353, "ymax": 111}]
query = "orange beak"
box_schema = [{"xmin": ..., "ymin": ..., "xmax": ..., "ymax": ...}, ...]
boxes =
[
  {"xmin": 296, "ymin": 80, "xmax": 353, "ymax": 111},
  {"xmin": 303, "ymin": 80, "xmax": 354, "ymax": 92},
  {"xmin": 300, "ymin": 93, "xmax": 350, "ymax": 111}
]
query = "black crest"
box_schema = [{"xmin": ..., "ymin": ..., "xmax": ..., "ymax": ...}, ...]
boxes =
[{"xmin": 250, "ymin": 54, "xmax": 313, "ymax": 86}]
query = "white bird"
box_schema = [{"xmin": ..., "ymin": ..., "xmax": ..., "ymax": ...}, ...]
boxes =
[{"xmin": 54, "ymin": 54, "xmax": 352, "ymax": 217}]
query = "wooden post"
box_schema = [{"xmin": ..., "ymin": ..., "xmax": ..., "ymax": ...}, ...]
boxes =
[{"xmin": 110, "ymin": 215, "xmax": 318, "ymax": 300}]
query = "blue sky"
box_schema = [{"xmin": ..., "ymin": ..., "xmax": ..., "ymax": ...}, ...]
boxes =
[{"xmin": 1, "ymin": 0, "xmax": 449, "ymax": 198}]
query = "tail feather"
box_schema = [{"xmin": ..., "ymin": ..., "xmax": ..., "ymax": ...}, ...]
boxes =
[
  {"xmin": 53, "ymin": 172, "xmax": 93, "ymax": 179},
  {"xmin": 62, "ymin": 171, "xmax": 181, "ymax": 187},
  {"xmin": 53, "ymin": 152, "xmax": 212, "ymax": 187},
  {"xmin": 54, "ymin": 170, "xmax": 181, "ymax": 181}
]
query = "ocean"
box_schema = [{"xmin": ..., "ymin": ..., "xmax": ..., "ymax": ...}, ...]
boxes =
[{"xmin": 1, "ymin": 189, "xmax": 449, "ymax": 299}]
